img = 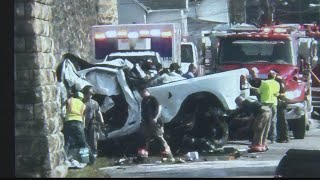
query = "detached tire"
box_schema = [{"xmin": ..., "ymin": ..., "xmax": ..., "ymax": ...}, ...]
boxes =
[{"xmin": 292, "ymin": 114, "xmax": 307, "ymax": 139}]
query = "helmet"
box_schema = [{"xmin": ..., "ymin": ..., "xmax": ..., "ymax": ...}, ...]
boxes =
[{"xmin": 77, "ymin": 92, "xmax": 84, "ymax": 100}]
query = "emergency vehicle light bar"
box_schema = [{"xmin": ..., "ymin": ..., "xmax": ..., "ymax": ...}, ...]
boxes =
[
  {"xmin": 106, "ymin": 31, "xmax": 117, "ymax": 38},
  {"xmin": 274, "ymin": 28, "xmax": 288, "ymax": 33},
  {"xmin": 128, "ymin": 32, "xmax": 139, "ymax": 39},
  {"xmin": 261, "ymin": 27, "xmax": 288, "ymax": 34},
  {"xmin": 150, "ymin": 29, "xmax": 161, "ymax": 37},
  {"xmin": 161, "ymin": 31, "xmax": 172, "ymax": 38},
  {"xmin": 117, "ymin": 30, "xmax": 128, "ymax": 38},
  {"xmin": 139, "ymin": 30, "xmax": 150, "ymax": 37},
  {"xmin": 95, "ymin": 29, "xmax": 172, "ymax": 39},
  {"xmin": 95, "ymin": 33, "xmax": 106, "ymax": 39}
]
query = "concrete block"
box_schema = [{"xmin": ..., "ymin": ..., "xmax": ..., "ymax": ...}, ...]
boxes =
[
  {"xmin": 41, "ymin": 4, "xmax": 52, "ymax": 20},
  {"xmin": 41, "ymin": 36, "xmax": 53, "ymax": 53},
  {"xmin": 15, "ymin": 137, "xmax": 49, "ymax": 156},
  {"xmin": 25, "ymin": 36, "xmax": 42, "ymax": 52},
  {"xmin": 47, "ymin": 117, "xmax": 58, "ymax": 135},
  {"xmin": 15, "ymin": 104, "xmax": 33, "ymax": 122},
  {"xmin": 49, "ymin": 164, "xmax": 68, "ymax": 178},
  {"xmin": 48, "ymin": 151, "xmax": 60, "ymax": 170},
  {"xmin": 34, "ymin": 70, "xmax": 48, "ymax": 85},
  {"xmin": 15, "ymin": 89, "xmax": 36, "ymax": 104},
  {"xmin": 45, "ymin": 0, "xmax": 55, "ymax": 6},
  {"xmin": 15, "ymin": 153, "xmax": 51, "ymax": 172},
  {"xmin": 25, "ymin": 35, "xmax": 54, "ymax": 53},
  {"xmin": 15, "ymin": 19, "xmax": 50, "ymax": 36},
  {"xmin": 25, "ymin": 1, "xmax": 42, "ymax": 19},
  {"xmin": 15, "ymin": 119, "xmax": 49, "ymax": 137},
  {"xmin": 14, "ymin": 36, "xmax": 25, "ymax": 53},
  {"xmin": 15, "ymin": 69, "xmax": 33, "ymax": 81},
  {"xmin": 14, "ymin": 1, "xmax": 25, "ymax": 18},
  {"xmin": 48, "ymin": 134, "xmax": 60, "ymax": 154},
  {"xmin": 25, "ymin": 1, "xmax": 52, "ymax": 21},
  {"xmin": 15, "ymin": 53, "xmax": 54, "ymax": 70},
  {"xmin": 34, "ymin": 101, "xmax": 61, "ymax": 122}
]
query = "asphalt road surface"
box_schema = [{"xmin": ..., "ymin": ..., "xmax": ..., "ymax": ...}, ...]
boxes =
[{"xmin": 99, "ymin": 118, "xmax": 320, "ymax": 178}]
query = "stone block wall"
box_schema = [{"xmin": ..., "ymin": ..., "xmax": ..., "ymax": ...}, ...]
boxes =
[
  {"xmin": 14, "ymin": 0, "xmax": 118, "ymax": 177},
  {"xmin": 50, "ymin": 0, "xmax": 118, "ymax": 62}
]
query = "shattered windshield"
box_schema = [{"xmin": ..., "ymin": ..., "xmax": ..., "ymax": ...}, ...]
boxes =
[{"xmin": 219, "ymin": 38, "xmax": 293, "ymax": 65}]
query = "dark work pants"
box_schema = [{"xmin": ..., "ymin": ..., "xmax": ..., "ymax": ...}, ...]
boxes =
[
  {"xmin": 63, "ymin": 120, "xmax": 90, "ymax": 156},
  {"xmin": 276, "ymin": 101, "xmax": 289, "ymax": 141},
  {"xmin": 85, "ymin": 124, "xmax": 98, "ymax": 154},
  {"xmin": 268, "ymin": 105, "xmax": 277, "ymax": 141},
  {"xmin": 252, "ymin": 105, "xmax": 272, "ymax": 146}
]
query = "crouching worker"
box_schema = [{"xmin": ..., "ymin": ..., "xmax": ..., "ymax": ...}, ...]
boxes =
[
  {"xmin": 63, "ymin": 88, "xmax": 95, "ymax": 165},
  {"xmin": 235, "ymin": 96, "xmax": 272, "ymax": 153},
  {"xmin": 136, "ymin": 85, "xmax": 174, "ymax": 161}
]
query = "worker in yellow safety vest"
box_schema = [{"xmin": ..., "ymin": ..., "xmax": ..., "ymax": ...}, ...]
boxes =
[
  {"xmin": 63, "ymin": 89, "xmax": 95, "ymax": 164},
  {"xmin": 251, "ymin": 69, "xmax": 280, "ymax": 147}
]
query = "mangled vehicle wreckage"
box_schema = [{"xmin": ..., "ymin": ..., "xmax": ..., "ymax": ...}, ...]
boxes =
[{"xmin": 57, "ymin": 53, "xmax": 250, "ymax": 153}]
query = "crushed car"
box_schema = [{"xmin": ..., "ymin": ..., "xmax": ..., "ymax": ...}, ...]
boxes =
[{"xmin": 57, "ymin": 53, "xmax": 250, "ymax": 154}]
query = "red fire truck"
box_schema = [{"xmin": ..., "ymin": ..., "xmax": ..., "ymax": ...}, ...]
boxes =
[{"xmin": 202, "ymin": 24, "xmax": 318, "ymax": 139}]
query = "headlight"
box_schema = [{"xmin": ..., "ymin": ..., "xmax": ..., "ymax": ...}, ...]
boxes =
[{"xmin": 285, "ymin": 90, "xmax": 302, "ymax": 100}]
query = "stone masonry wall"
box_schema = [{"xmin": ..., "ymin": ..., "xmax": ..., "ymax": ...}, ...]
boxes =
[
  {"xmin": 50, "ymin": 0, "xmax": 118, "ymax": 63},
  {"xmin": 14, "ymin": 0, "xmax": 118, "ymax": 177},
  {"xmin": 14, "ymin": 0, "xmax": 67, "ymax": 177}
]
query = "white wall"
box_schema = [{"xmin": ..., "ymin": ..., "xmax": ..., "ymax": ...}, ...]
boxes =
[
  {"xmin": 118, "ymin": 0, "xmax": 146, "ymax": 24},
  {"xmin": 188, "ymin": 0, "xmax": 229, "ymax": 23},
  {"xmin": 147, "ymin": 10, "xmax": 188, "ymax": 36}
]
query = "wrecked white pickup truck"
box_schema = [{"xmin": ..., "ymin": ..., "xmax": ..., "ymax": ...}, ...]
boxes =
[{"xmin": 57, "ymin": 53, "xmax": 250, "ymax": 153}]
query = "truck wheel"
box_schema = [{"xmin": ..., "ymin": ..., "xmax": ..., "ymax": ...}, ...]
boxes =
[
  {"xmin": 192, "ymin": 104, "xmax": 228, "ymax": 149},
  {"xmin": 209, "ymin": 117, "xmax": 229, "ymax": 148},
  {"xmin": 292, "ymin": 114, "xmax": 307, "ymax": 139}
]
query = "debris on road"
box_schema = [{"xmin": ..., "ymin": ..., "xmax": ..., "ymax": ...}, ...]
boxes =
[
  {"xmin": 175, "ymin": 158, "xmax": 186, "ymax": 163},
  {"xmin": 155, "ymin": 160, "xmax": 162, "ymax": 164},
  {"xmin": 185, "ymin": 151, "xmax": 199, "ymax": 161},
  {"xmin": 66, "ymin": 159, "xmax": 87, "ymax": 169},
  {"xmin": 114, "ymin": 158, "xmax": 128, "ymax": 165},
  {"xmin": 161, "ymin": 157, "xmax": 175, "ymax": 163},
  {"xmin": 242, "ymin": 154, "xmax": 258, "ymax": 158}
]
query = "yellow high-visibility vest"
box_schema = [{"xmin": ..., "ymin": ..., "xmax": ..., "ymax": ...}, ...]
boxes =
[
  {"xmin": 258, "ymin": 79, "xmax": 280, "ymax": 106},
  {"xmin": 66, "ymin": 97, "xmax": 85, "ymax": 123}
]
